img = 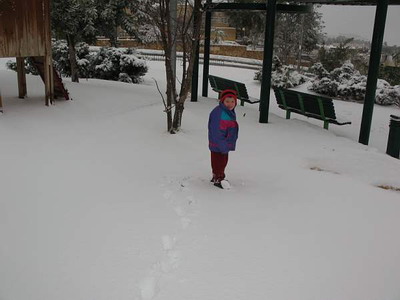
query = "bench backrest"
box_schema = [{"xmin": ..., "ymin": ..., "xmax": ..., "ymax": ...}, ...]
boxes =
[
  {"xmin": 209, "ymin": 75, "xmax": 249, "ymax": 101},
  {"xmin": 274, "ymin": 88, "xmax": 337, "ymax": 120}
]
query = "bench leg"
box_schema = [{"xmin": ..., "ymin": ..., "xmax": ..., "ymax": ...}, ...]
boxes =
[
  {"xmin": 324, "ymin": 121, "xmax": 329, "ymax": 130},
  {"xmin": 0, "ymin": 92, "xmax": 3, "ymax": 113},
  {"xmin": 286, "ymin": 110, "xmax": 291, "ymax": 119},
  {"xmin": 240, "ymin": 100, "xmax": 244, "ymax": 106}
]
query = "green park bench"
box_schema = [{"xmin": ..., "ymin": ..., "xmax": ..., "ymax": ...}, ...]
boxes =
[
  {"xmin": 273, "ymin": 88, "xmax": 351, "ymax": 130},
  {"xmin": 208, "ymin": 74, "xmax": 260, "ymax": 106}
]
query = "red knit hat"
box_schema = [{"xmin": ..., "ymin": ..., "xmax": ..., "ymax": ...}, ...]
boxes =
[{"xmin": 220, "ymin": 89, "xmax": 238, "ymax": 106}]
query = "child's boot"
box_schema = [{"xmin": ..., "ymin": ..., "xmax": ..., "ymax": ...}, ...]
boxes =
[{"xmin": 214, "ymin": 180, "xmax": 223, "ymax": 189}]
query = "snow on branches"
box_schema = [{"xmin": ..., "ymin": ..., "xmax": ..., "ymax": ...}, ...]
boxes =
[{"xmin": 309, "ymin": 61, "xmax": 400, "ymax": 107}]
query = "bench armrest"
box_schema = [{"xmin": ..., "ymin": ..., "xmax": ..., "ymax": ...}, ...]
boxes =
[{"xmin": 247, "ymin": 96, "xmax": 260, "ymax": 104}]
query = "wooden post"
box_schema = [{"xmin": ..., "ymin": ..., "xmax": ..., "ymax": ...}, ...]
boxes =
[
  {"xmin": 43, "ymin": 56, "xmax": 53, "ymax": 106},
  {"xmin": 43, "ymin": 0, "xmax": 54, "ymax": 105},
  {"xmin": 16, "ymin": 57, "xmax": 27, "ymax": 98}
]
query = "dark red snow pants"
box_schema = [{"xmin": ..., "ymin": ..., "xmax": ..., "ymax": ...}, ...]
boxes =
[{"xmin": 211, "ymin": 151, "xmax": 229, "ymax": 181}]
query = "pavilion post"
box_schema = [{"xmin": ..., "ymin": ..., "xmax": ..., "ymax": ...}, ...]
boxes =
[
  {"xmin": 202, "ymin": 0, "xmax": 212, "ymax": 97},
  {"xmin": 191, "ymin": 0, "xmax": 201, "ymax": 102},
  {"xmin": 359, "ymin": 0, "xmax": 389, "ymax": 145},
  {"xmin": 259, "ymin": 0, "xmax": 277, "ymax": 123},
  {"xmin": 191, "ymin": 40, "xmax": 200, "ymax": 102}
]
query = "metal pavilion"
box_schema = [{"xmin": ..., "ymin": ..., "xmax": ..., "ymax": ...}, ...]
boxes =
[{"xmin": 191, "ymin": 0, "xmax": 400, "ymax": 145}]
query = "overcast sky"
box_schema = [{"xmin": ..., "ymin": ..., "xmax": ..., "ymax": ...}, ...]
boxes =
[{"xmin": 317, "ymin": 5, "xmax": 400, "ymax": 46}]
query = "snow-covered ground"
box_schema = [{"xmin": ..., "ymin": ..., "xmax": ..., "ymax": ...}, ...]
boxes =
[{"xmin": 1, "ymin": 58, "xmax": 400, "ymax": 300}]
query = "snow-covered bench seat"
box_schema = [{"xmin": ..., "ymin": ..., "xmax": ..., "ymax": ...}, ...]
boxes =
[
  {"xmin": 273, "ymin": 88, "xmax": 351, "ymax": 130},
  {"xmin": 208, "ymin": 74, "xmax": 260, "ymax": 106}
]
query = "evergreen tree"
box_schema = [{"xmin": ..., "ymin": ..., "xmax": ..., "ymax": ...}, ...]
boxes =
[
  {"xmin": 318, "ymin": 38, "xmax": 355, "ymax": 71},
  {"xmin": 51, "ymin": 0, "xmax": 97, "ymax": 82},
  {"xmin": 226, "ymin": 1, "xmax": 324, "ymax": 64},
  {"xmin": 225, "ymin": 0, "xmax": 265, "ymax": 48},
  {"xmin": 95, "ymin": 0, "xmax": 160, "ymax": 46},
  {"xmin": 95, "ymin": 0, "xmax": 135, "ymax": 47},
  {"xmin": 274, "ymin": 5, "xmax": 324, "ymax": 65}
]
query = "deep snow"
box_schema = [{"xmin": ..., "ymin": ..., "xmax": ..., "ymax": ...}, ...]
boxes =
[{"xmin": 1, "ymin": 58, "xmax": 400, "ymax": 300}]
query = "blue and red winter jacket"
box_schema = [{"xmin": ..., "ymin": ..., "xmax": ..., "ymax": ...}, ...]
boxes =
[{"xmin": 208, "ymin": 102, "xmax": 239, "ymax": 153}]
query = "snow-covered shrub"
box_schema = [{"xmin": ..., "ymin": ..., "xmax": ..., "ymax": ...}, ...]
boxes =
[
  {"xmin": 309, "ymin": 61, "xmax": 400, "ymax": 107},
  {"xmin": 337, "ymin": 75, "xmax": 366, "ymax": 101},
  {"xmin": 395, "ymin": 86, "xmax": 400, "ymax": 107},
  {"xmin": 118, "ymin": 73, "xmax": 133, "ymax": 83},
  {"xmin": 310, "ymin": 77, "xmax": 339, "ymax": 97},
  {"xmin": 271, "ymin": 68, "xmax": 308, "ymax": 89},
  {"xmin": 253, "ymin": 69, "xmax": 262, "ymax": 82},
  {"xmin": 6, "ymin": 59, "xmax": 39, "ymax": 75},
  {"xmin": 119, "ymin": 54, "xmax": 148, "ymax": 83},
  {"xmin": 330, "ymin": 62, "xmax": 358, "ymax": 82},
  {"xmin": 6, "ymin": 40, "xmax": 148, "ymax": 84},
  {"xmin": 375, "ymin": 80, "xmax": 400, "ymax": 106},
  {"xmin": 309, "ymin": 63, "xmax": 329, "ymax": 79},
  {"xmin": 52, "ymin": 40, "xmax": 90, "ymax": 78},
  {"xmin": 89, "ymin": 47, "xmax": 148, "ymax": 83},
  {"xmin": 90, "ymin": 48, "xmax": 121, "ymax": 80},
  {"xmin": 52, "ymin": 40, "xmax": 70, "ymax": 76},
  {"xmin": 254, "ymin": 56, "xmax": 310, "ymax": 89},
  {"xmin": 272, "ymin": 55, "xmax": 282, "ymax": 71}
]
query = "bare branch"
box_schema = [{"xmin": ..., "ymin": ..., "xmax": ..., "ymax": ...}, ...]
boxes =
[{"xmin": 152, "ymin": 77, "xmax": 169, "ymax": 112}]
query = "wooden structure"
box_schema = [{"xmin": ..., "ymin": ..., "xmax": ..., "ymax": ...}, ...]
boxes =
[
  {"xmin": 192, "ymin": 0, "xmax": 400, "ymax": 146},
  {"xmin": 0, "ymin": 0, "xmax": 54, "ymax": 108}
]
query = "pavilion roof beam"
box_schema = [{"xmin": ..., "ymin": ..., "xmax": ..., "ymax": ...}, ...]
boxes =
[
  {"xmin": 290, "ymin": 0, "xmax": 400, "ymax": 5},
  {"xmin": 205, "ymin": 2, "xmax": 312, "ymax": 12}
]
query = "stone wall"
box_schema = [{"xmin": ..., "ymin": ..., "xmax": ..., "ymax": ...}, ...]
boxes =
[
  {"xmin": 211, "ymin": 27, "xmax": 236, "ymax": 42},
  {"xmin": 95, "ymin": 39, "xmax": 264, "ymax": 60},
  {"xmin": 96, "ymin": 39, "xmax": 164, "ymax": 50},
  {"xmin": 208, "ymin": 44, "xmax": 264, "ymax": 60}
]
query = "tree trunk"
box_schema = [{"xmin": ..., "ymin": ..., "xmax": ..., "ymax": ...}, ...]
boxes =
[
  {"xmin": 297, "ymin": 15, "xmax": 305, "ymax": 71},
  {"xmin": 165, "ymin": 51, "xmax": 175, "ymax": 132},
  {"xmin": 67, "ymin": 34, "xmax": 79, "ymax": 83},
  {"xmin": 110, "ymin": 24, "xmax": 119, "ymax": 47},
  {"xmin": 170, "ymin": 0, "xmax": 202, "ymax": 133},
  {"xmin": 171, "ymin": 101, "xmax": 184, "ymax": 133}
]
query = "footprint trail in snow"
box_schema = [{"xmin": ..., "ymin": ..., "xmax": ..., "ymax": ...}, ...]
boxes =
[{"xmin": 138, "ymin": 177, "xmax": 198, "ymax": 300}]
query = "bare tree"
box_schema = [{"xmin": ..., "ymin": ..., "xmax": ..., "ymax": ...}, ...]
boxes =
[{"xmin": 133, "ymin": 0, "xmax": 204, "ymax": 133}]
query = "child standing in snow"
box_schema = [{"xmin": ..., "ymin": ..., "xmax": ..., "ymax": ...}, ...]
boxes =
[{"xmin": 208, "ymin": 89, "xmax": 239, "ymax": 189}]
